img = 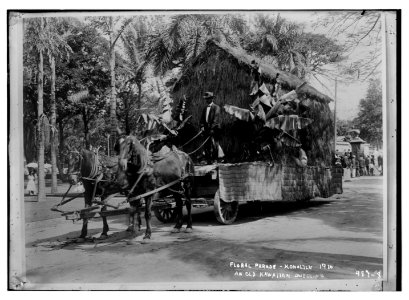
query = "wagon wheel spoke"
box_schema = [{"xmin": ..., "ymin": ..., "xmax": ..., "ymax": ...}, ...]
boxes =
[
  {"xmin": 214, "ymin": 189, "xmax": 238, "ymax": 225},
  {"xmin": 154, "ymin": 207, "xmax": 177, "ymax": 223},
  {"xmin": 222, "ymin": 207, "xmax": 230, "ymax": 220}
]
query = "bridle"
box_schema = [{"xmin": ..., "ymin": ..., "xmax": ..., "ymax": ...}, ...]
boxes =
[
  {"xmin": 67, "ymin": 150, "xmax": 83, "ymax": 177},
  {"xmin": 68, "ymin": 149, "xmax": 99, "ymax": 180},
  {"xmin": 120, "ymin": 136, "xmax": 150, "ymax": 196}
]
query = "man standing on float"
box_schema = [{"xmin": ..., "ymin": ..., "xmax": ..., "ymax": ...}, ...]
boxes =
[{"xmin": 200, "ymin": 91, "xmax": 223, "ymax": 163}]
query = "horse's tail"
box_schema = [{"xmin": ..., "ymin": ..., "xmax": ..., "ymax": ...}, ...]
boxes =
[
  {"xmin": 86, "ymin": 149, "xmax": 100, "ymax": 179},
  {"xmin": 182, "ymin": 153, "xmax": 195, "ymax": 197},
  {"xmin": 186, "ymin": 155, "xmax": 195, "ymax": 178}
]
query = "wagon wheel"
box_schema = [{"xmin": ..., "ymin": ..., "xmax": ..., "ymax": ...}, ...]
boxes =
[
  {"xmin": 213, "ymin": 189, "xmax": 239, "ymax": 225},
  {"xmin": 154, "ymin": 207, "xmax": 177, "ymax": 223}
]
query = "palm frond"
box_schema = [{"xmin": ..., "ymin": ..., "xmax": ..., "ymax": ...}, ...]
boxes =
[{"xmin": 264, "ymin": 34, "xmax": 279, "ymax": 51}]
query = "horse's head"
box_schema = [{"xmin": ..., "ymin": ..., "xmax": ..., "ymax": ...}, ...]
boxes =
[
  {"xmin": 116, "ymin": 135, "xmax": 148, "ymax": 190},
  {"xmin": 116, "ymin": 135, "xmax": 136, "ymax": 190},
  {"xmin": 67, "ymin": 150, "xmax": 82, "ymax": 185},
  {"xmin": 118, "ymin": 136, "xmax": 133, "ymax": 172}
]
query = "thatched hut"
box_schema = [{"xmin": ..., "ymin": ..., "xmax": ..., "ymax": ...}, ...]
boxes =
[{"xmin": 171, "ymin": 40, "xmax": 334, "ymax": 166}]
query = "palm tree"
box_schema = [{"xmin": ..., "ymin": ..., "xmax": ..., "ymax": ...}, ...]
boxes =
[
  {"xmin": 45, "ymin": 17, "xmax": 72, "ymax": 193},
  {"xmin": 25, "ymin": 17, "xmax": 72, "ymax": 199},
  {"xmin": 244, "ymin": 14, "xmax": 307, "ymax": 76},
  {"xmin": 145, "ymin": 14, "xmax": 248, "ymax": 75},
  {"xmin": 88, "ymin": 16, "xmax": 134, "ymax": 142},
  {"xmin": 25, "ymin": 17, "xmax": 47, "ymax": 201},
  {"xmin": 120, "ymin": 17, "xmax": 150, "ymax": 133},
  {"xmin": 244, "ymin": 14, "xmax": 344, "ymax": 83}
]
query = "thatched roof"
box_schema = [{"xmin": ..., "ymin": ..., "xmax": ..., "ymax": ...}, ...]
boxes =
[
  {"xmin": 170, "ymin": 39, "xmax": 335, "ymax": 165},
  {"xmin": 173, "ymin": 40, "xmax": 333, "ymax": 104}
]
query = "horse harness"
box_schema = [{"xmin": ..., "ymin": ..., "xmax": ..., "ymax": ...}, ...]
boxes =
[
  {"xmin": 71, "ymin": 150, "xmax": 117, "ymax": 182},
  {"xmin": 125, "ymin": 140, "xmax": 191, "ymax": 202}
]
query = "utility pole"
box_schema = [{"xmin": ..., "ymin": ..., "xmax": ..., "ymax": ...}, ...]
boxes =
[{"xmin": 334, "ymin": 77, "xmax": 338, "ymax": 153}]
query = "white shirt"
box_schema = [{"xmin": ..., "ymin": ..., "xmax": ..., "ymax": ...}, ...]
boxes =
[{"xmin": 205, "ymin": 102, "xmax": 213, "ymax": 123}]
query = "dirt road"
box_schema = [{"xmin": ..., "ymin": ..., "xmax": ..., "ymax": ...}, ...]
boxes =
[{"xmin": 21, "ymin": 176, "xmax": 384, "ymax": 289}]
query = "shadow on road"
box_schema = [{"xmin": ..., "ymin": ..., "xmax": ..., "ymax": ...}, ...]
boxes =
[
  {"xmin": 191, "ymin": 200, "xmax": 333, "ymax": 225},
  {"xmin": 27, "ymin": 227, "xmax": 141, "ymax": 251}
]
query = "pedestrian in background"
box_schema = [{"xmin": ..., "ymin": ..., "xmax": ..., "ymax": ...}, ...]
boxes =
[
  {"xmin": 378, "ymin": 155, "xmax": 383, "ymax": 175},
  {"xmin": 351, "ymin": 155, "xmax": 356, "ymax": 178},
  {"xmin": 26, "ymin": 170, "xmax": 37, "ymax": 195},
  {"xmin": 343, "ymin": 153, "xmax": 351, "ymax": 179},
  {"xmin": 355, "ymin": 156, "xmax": 360, "ymax": 177},
  {"xmin": 369, "ymin": 161, "xmax": 375, "ymax": 176},
  {"xmin": 359, "ymin": 156, "xmax": 366, "ymax": 176},
  {"xmin": 365, "ymin": 155, "xmax": 370, "ymax": 175}
]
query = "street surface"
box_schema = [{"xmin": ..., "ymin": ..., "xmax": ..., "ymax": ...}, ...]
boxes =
[{"xmin": 22, "ymin": 176, "xmax": 384, "ymax": 289}]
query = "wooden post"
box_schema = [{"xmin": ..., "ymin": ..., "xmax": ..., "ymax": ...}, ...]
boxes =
[
  {"xmin": 9, "ymin": 12, "xmax": 26, "ymax": 289},
  {"xmin": 382, "ymin": 11, "xmax": 397, "ymax": 291},
  {"xmin": 334, "ymin": 77, "xmax": 337, "ymax": 153}
]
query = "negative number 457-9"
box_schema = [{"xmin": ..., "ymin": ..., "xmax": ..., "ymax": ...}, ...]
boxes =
[{"xmin": 355, "ymin": 270, "xmax": 382, "ymax": 278}]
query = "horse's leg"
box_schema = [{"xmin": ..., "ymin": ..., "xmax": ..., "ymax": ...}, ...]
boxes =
[
  {"xmin": 127, "ymin": 204, "xmax": 136, "ymax": 233},
  {"xmin": 79, "ymin": 202, "xmax": 89, "ymax": 240},
  {"xmin": 100, "ymin": 196, "xmax": 109, "ymax": 239},
  {"xmin": 79, "ymin": 187, "xmax": 92, "ymax": 241},
  {"xmin": 136, "ymin": 205, "xmax": 142, "ymax": 231},
  {"xmin": 171, "ymin": 193, "xmax": 184, "ymax": 233},
  {"xmin": 142, "ymin": 196, "xmax": 152, "ymax": 241},
  {"xmin": 127, "ymin": 202, "xmax": 142, "ymax": 245},
  {"xmin": 184, "ymin": 181, "xmax": 193, "ymax": 233}
]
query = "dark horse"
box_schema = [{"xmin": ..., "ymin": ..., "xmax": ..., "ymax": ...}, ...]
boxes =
[
  {"xmin": 117, "ymin": 135, "xmax": 195, "ymax": 242},
  {"xmin": 67, "ymin": 148, "xmax": 121, "ymax": 241}
]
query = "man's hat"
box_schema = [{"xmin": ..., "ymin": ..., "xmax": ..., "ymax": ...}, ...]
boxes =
[{"xmin": 203, "ymin": 92, "xmax": 214, "ymax": 99}]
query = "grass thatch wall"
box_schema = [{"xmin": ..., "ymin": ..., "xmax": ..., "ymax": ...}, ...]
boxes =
[{"xmin": 172, "ymin": 40, "xmax": 334, "ymax": 166}]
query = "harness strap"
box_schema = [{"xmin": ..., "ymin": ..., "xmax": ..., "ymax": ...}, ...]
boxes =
[
  {"xmin": 128, "ymin": 168, "xmax": 146, "ymax": 196},
  {"xmin": 180, "ymin": 128, "xmax": 204, "ymax": 148},
  {"xmin": 127, "ymin": 176, "xmax": 187, "ymax": 203},
  {"xmin": 90, "ymin": 173, "xmax": 104, "ymax": 203},
  {"xmin": 187, "ymin": 136, "xmax": 210, "ymax": 155},
  {"xmin": 50, "ymin": 184, "xmax": 83, "ymax": 213},
  {"xmin": 88, "ymin": 151, "xmax": 99, "ymax": 179}
]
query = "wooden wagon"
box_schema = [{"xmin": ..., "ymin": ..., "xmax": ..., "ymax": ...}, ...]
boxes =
[
  {"xmin": 154, "ymin": 162, "xmax": 343, "ymax": 225},
  {"xmin": 54, "ymin": 161, "xmax": 342, "ymax": 225}
]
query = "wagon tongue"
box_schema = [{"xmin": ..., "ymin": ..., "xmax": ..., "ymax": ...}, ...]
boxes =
[{"xmin": 51, "ymin": 206, "xmax": 64, "ymax": 213}]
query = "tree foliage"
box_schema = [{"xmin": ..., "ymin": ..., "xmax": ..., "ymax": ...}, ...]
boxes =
[
  {"xmin": 336, "ymin": 118, "xmax": 355, "ymax": 137},
  {"xmin": 314, "ymin": 11, "xmax": 382, "ymax": 81},
  {"xmin": 245, "ymin": 14, "xmax": 344, "ymax": 80},
  {"xmin": 144, "ymin": 14, "xmax": 248, "ymax": 75},
  {"xmin": 353, "ymin": 78, "xmax": 382, "ymax": 147},
  {"xmin": 23, "ymin": 13, "xmax": 350, "ymax": 168}
]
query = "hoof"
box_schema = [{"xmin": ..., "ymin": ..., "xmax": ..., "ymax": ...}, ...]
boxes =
[
  {"xmin": 76, "ymin": 237, "xmax": 86, "ymax": 243},
  {"xmin": 171, "ymin": 228, "xmax": 181, "ymax": 233},
  {"xmin": 141, "ymin": 237, "xmax": 151, "ymax": 244},
  {"xmin": 98, "ymin": 234, "xmax": 108, "ymax": 240},
  {"xmin": 126, "ymin": 226, "xmax": 135, "ymax": 232},
  {"xmin": 185, "ymin": 228, "xmax": 193, "ymax": 233},
  {"xmin": 126, "ymin": 239, "xmax": 138, "ymax": 245}
]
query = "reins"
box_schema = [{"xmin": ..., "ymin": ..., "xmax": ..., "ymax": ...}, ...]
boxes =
[
  {"xmin": 186, "ymin": 136, "xmax": 210, "ymax": 155},
  {"xmin": 54, "ymin": 149, "xmax": 115, "ymax": 214},
  {"xmin": 124, "ymin": 138, "xmax": 150, "ymax": 197},
  {"xmin": 81, "ymin": 151, "xmax": 100, "ymax": 180},
  {"xmin": 180, "ymin": 128, "xmax": 204, "ymax": 148},
  {"xmin": 69, "ymin": 149, "xmax": 103, "ymax": 181}
]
